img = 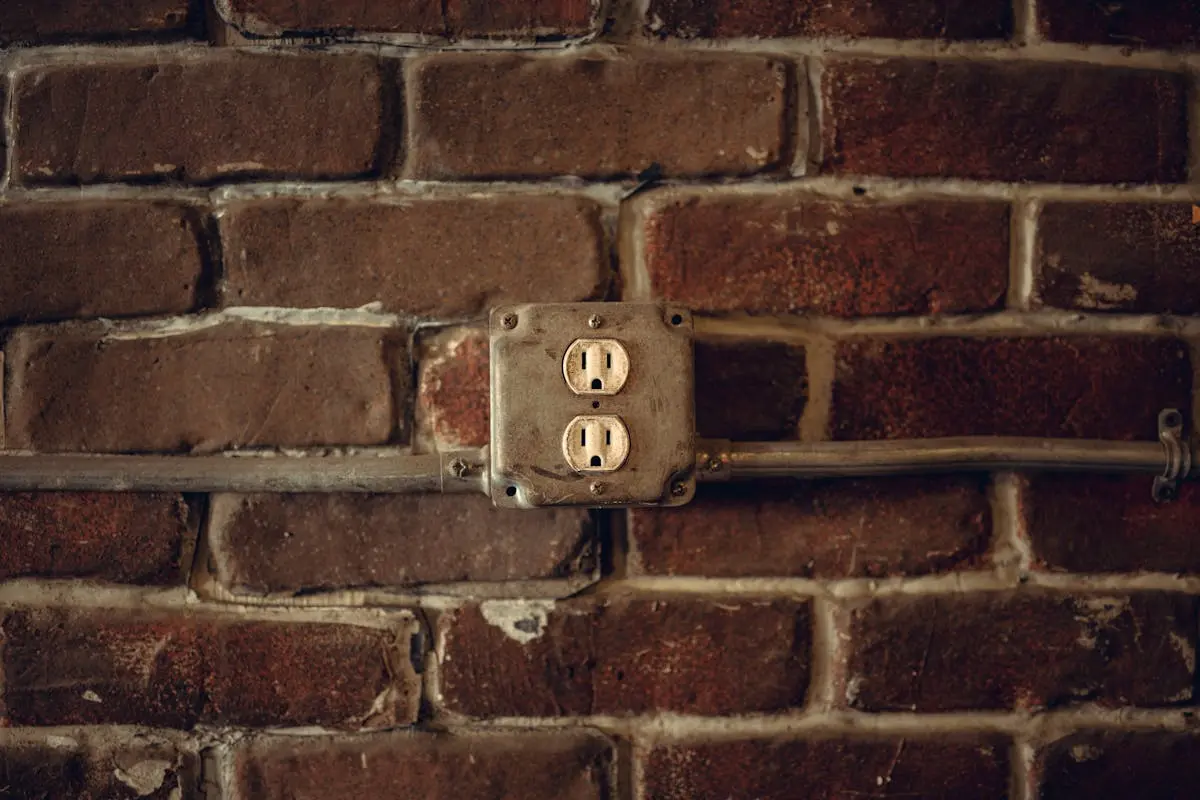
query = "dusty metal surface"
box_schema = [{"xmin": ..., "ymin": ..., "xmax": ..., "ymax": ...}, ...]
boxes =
[{"xmin": 488, "ymin": 302, "xmax": 696, "ymax": 509}]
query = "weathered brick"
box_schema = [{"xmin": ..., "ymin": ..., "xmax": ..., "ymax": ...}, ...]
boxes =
[
  {"xmin": 221, "ymin": 195, "xmax": 606, "ymax": 317},
  {"xmin": 206, "ymin": 492, "xmax": 595, "ymax": 594},
  {"xmin": 845, "ymin": 592, "xmax": 1196, "ymax": 712},
  {"xmin": 237, "ymin": 731, "xmax": 611, "ymax": 799},
  {"xmin": 648, "ymin": 0, "xmax": 1011, "ymax": 40},
  {"xmin": 695, "ymin": 339, "xmax": 807, "ymax": 440},
  {"xmin": 0, "ymin": 493, "xmax": 192, "ymax": 584},
  {"xmin": 417, "ymin": 327, "xmax": 489, "ymax": 450},
  {"xmin": 634, "ymin": 192, "xmax": 1009, "ymax": 316},
  {"xmin": 440, "ymin": 596, "xmax": 810, "ymax": 716},
  {"xmin": 4, "ymin": 322, "xmax": 404, "ymax": 453},
  {"xmin": 1038, "ymin": 0, "xmax": 1200, "ymax": 48},
  {"xmin": 15, "ymin": 54, "xmax": 383, "ymax": 185},
  {"xmin": 0, "ymin": 201, "xmax": 206, "ymax": 324},
  {"xmin": 630, "ymin": 477, "xmax": 990, "ymax": 578},
  {"xmin": 821, "ymin": 60, "xmax": 1188, "ymax": 183},
  {"xmin": 1039, "ymin": 732, "xmax": 1200, "ymax": 799},
  {"xmin": 1, "ymin": 610, "xmax": 418, "ymax": 728},
  {"xmin": 832, "ymin": 337, "xmax": 1191, "ymax": 441},
  {"xmin": 646, "ymin": 736, "xmax": 1010, "ymax": 799},
  {"xmin": 225, "ymin": 0, "xmax": 596, "ymax": 38},
  {"xmin": 0, "ymin": 0, "xmax": 192, "ymax": 43},
  {"xmin": 407, "ymin": 51, "xmax": 791, "ymax": 180},
  {"xmin": 0, "ymin": 737, "xmax": 198, "ymax": 800},
  {"xmin": 1024, "ymin": 476, "xmax": 1200, "ymax": 574},
  {"xmin": 1036, "ymin": 203, "xmax": 1200, "ymax": 315}
]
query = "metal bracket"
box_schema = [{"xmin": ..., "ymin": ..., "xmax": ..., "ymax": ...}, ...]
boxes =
[{"xmin": 1153, "ymin": 408, "xmax": 1191, "ymax": 503}]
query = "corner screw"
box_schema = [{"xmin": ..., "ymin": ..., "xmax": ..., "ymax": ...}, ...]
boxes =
[
  {"xmin": 671, "ymin": 482, "xmax": 688, "ymax": 497},
  {"xmin": 448, "ymin": 459, "xmax": 468, "ymax": 479},
  {"xmin": 590, "ymin": 482, "xmax": 604, "ymax": 496},
  {"xmin": 588, "ymin": 314, "xmax": 603, "ymax": 329},
  {"xmin": 707, "ymin": 458, "xmax": 722, "ymax": 472},
  {"xmin": 501, "ymin": 313, "xmax": 518, "ymax": 330}
]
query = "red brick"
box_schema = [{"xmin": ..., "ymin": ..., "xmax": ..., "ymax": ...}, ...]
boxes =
[
  {"xmin": 634, "ymin": 192, "xmax": 1009, "ymax": 316},
  {"xmin": 1036, "ymin": 203, "xmax": 1200, "ymax": 315},
  {"xmin": 821, "ymin": 60, "xmax": 1188, "ymax": 183},
  {"xmin": 4, "ymin": 322, "xmax": 404, "ymax": 453},
  {"xmin": 0, "ymin": 609, "xmax": 418, "ymax": 728},
  {"xmin": 226, "ymin": 0, "xmax": 596, "ymax": 38},
  {"xmin": 417, "ymin": 327, "xmax": 489, "ymax": 450},
  {"xmin": 407, "ymin": 51, "xmax": 791, "ymax": 180},
  {"xmin": 15, "ymin": 54, "xmax": 383, "ymax": 185},
  {"xmin": 0, "ymin": 201, "xmax": 207, "ymax": 324},
  {"xmin": 845, "ymin": 592, "xmax": 1196, "ymax": 712},
  {"xmin": 0, "ymin": 738, "xmax": 198, "ymax": 800},
  {"xmin": 1038, "ymin": 0, "xmax": 1200, "ymax": 48},
  {"xmin": 646, "ymin": 736, "xmax": 1010, "ymax": 799},
  {"xmin": 630, "ymin": 477, "xmax": 990, "ymax": 578},
  {"xmin": 237, "ymin": 731, "xmax": 611, "ymax": 799},
  {"xmin": 440, "ymin": 596, "xmax": 810, "ymax": 716},
  {"xmin": 220, "ymin": 195, "xmax": 606, "ymax": 317},
  {"xmin": 206, "ymin": 492, "xmax": 595, "ymax": 594},
  {"xmin": 832, "ymin": 336, "xmax": 1191, "ymax": 441},
  {"xmin": 0, "ymin": 0, "xmax": 192, "ymax": 43},
  {"xmin": 648, "ymin": 0, "xmax": 1011, "ymax": 40},
  {"xmin": 1039, "ymin": 732, "xmax": 1200, "ymax": 799},
  {"xmin": 0, "ymin": 493, "xmax": 192, "ymax": 584},
  {"xmin": 695, "ymin": 339, "xmax": 807, "ymax": 440},
  {"xmin": 1024, "ymin": 476, "xmax": 1200, "ymax": 574}
]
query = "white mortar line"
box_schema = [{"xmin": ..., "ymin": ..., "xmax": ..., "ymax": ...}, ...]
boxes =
[
  {"xmin": 805, "ymin": 596, "xmax": 842, "ymax": 712},
  {"xmin": 1015, "ymin": 0, "xmax": 1041, "ymax": 46},
  {"xmin": 1011, "ymin": 738, "xmax": 1038, "ymax": 800},
  {"xmin": 1009, "ymin": 193, "xmax": 1040, "ymax": 309},
  {"xmin": 990, "ymin": 472, "xmax": 1032, "ymax": 581},
  {"xmin": 2, "ymin": 53, "xmax": 16, "ymax": 192},
  {"xmin": 799, "ymin": 55, "xmax": 823, "ymax": 176}
]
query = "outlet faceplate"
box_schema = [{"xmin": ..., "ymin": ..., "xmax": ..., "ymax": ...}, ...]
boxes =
[{"xmin": 489, "ymin": 303, "xmax": 695, "ymax": 508}]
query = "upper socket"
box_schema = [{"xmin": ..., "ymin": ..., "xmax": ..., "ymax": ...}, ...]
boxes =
[{"xmin": 562, "ymin": 338, "xmax": 630, "ymax": 395}]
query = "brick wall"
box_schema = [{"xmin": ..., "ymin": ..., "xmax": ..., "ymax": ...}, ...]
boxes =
[{"xmin": 1, "ymin": 2, "xmax": 1199, "ymax": 798}]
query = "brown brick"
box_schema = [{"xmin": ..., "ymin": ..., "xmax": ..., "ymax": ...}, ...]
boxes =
[
  {"xmin": 696, "ymin": 339, "xmax": 807, "ymax": 440},
  {"xmin": 0, "ymin": 0, "xmax": 192, "ymax": 43},
  {"xmin": 0, "ymin": 738, "xmax": 198, "ymax": 800},
  {"xmin": 4, "ymin": 322, "xmax": 404, "ymax": 453},
  {"xmin": 1039, "ymin": 732, "xmax": 1200, "ymax": 799},
  {"xmin": 0, "ymin": 201, "xmax": 206, "ymax": 324},
  {"xmin": 221, "ymin": 195, "xmax": 606, "ymax": 317},
  {"xmin": 832, "ymin": 336, "xmax": 1191, "ymax": 441},
  {"xmin": 407, "ymin": 51, "xmax": 791, "ymax": 180},
  {"xmin": 635, "ymin": 192, "xmax": 1009, "ymax": 316},
  {"xmin": 237, "ymin": 731, "xmax": 611, "ymax": 799},
  {"xmin": 1036, "ymin": 203, "xmax": 1200, "ymax": 315},
  {"xmin": 1, "ymin": 609, "xmax": 418, "ymax": 728},
  {"xmin": 821, "ymin": 60, "xmax": 1188, "ymax": 183},
  {"xmin": 1024, "ymin": 476, "xmax": 1200, "ymax": 574},
  {"xmin": 417, "ymin": 327, "xmax": 489, "ymax": 450},
  {"xmin": 646, "ymin": 736, "xmax": 1010, "ymax": 799},
  {"xmin": 206, "ymin": 492, "xmax": 595, "ymax": 594},
  {"xmin": 0, "ymin": 493, "xmax": 192, "ymax": 584},
  {"xmin": 1038, "ymin": 0, "xmax": 1200, "ymax": 48},
  {"xmin": 226, "ymin": 0, "xmax": 596, "ymax": 38},
  {"xmin": 630, "ymin": 476, "xmax": 990, "ymax": 578},
  {"xmin": 845, "ymin": 592, "xmax": 1196, "ymax": 712},
  {"xmin": 440, "ymin": 596, "xmax": 810, "ymax": 716},
  {"xmin": 15, "ymin": 54, "xmax": 383, "ymax": 185},
  {"xmin": 648, "ymin": 0, "xmax": 1011, "ymax": 40}
]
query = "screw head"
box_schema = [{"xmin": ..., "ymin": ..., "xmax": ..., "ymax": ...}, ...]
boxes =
[
  {"xmin": 448, "ymin": 458, "xmax": 468, "ymax": 479},
  {"xmin": 671, "ymin": 482, "xmax": 688, "ymax": 497},
  {"xmin": 588, "ymin": 314, "xmax": 603, "ymax": 329},
  {"xmin": 590, "ymin": 482, "xmax": 604, "ymax": 496},
  {"xmin": 501, "ymin": 313, "xmax": 518, "ymax": 330},
  {"xmin": 707, "ymin": 458, "xmax": 722, "ymax": 472}
]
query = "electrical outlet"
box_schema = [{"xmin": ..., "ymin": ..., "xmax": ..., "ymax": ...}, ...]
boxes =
[
  {"xmin": 562, "ymin": 339, "xmax": 630, "ymax": 395},
  {"xmin": 489, "ymin": 303, "xmax": 695, "ymax": 508},
  {"xmin": 562, "ymin": 415, "xmax": 630, "ymax": 472}
]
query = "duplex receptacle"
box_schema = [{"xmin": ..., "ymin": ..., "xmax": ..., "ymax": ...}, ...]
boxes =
[
  {"xmin": 562, "ymin": 338, "xmax": 630, "ymax": 395},
  {"xmin": 562, "ymin": 415, "xmax": 630, "ymax": 472}
]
